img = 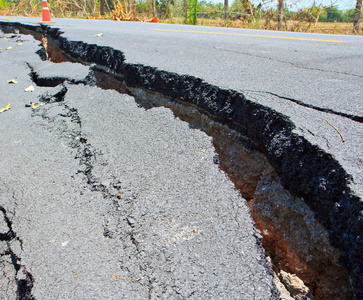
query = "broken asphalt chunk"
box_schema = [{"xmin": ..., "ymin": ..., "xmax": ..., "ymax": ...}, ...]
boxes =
[{"xmin": 39, "ymin": 85, "xmax": 68, "ymax": 103}]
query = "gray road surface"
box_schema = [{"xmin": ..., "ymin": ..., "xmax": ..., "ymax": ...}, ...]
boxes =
[
  {"xmin": 0, "ymin": 28, "xmax": 278, "ymax": 299},
  {"xmin": 0, "ymin": 15, "xmax": 362, "ymax": 299},
  {"xmin": 3, "ymin": 16, "xmax": 362, "ymax": 196}
]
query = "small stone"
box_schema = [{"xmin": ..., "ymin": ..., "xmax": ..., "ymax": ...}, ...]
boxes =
[
  {"xmin": 272, "ymin": 269, "xmax": 293, "ymax": 300},
  {"xmin": 279, "ymin": 270, "xmax": 314, "ymax": 299},
  {"xmin": 127, "ymin": 217, "xmax": 135, "ymax": 225}
]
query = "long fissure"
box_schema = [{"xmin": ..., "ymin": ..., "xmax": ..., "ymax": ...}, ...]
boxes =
[{"xmin": 1, "ymin": 22, "xmax": 362, "ymax": 299}]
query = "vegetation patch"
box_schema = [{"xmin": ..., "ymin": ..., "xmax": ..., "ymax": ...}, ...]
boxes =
[{"xmin": 0, "ymin": 0, "xmax": 362, "ymax": 34}]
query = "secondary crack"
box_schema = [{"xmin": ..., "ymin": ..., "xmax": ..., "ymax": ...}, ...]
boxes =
[
  {"xmin": 28, "ymin": 80, "xmax": 153, "ymax": 296},
  {"xmin": 212, "ymin": 45, "xmax": 363, "ymax": 79},
  {"xmin": 247, "ymin": 90, "xmax": 363, "ymax": 123},
  {"xmin": 0, "ymin": 207, "xmax": 35, "ymax": 300}
]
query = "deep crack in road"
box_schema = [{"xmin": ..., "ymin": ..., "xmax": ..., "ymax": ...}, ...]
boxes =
[
  {"xmin": 0, "ymin": 30, "xmax": 278, "ymax": 299},
  {"xmin": 0, "ymin": 20, "xmax": 362, "ymax": 300}
]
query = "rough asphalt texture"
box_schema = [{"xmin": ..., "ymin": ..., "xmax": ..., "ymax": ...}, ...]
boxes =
[
  {"xmin": 0, "ymin": 31, "xmax": 278, "ymax": 299},
  {"xmin": 0, "ymin": 16, "xmax": 362, "ymax": 299}
]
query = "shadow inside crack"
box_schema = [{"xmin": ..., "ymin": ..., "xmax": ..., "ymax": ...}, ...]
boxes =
[{"xmin": 26, "ymin": 62, "xmax": 96, "ymax": 88}]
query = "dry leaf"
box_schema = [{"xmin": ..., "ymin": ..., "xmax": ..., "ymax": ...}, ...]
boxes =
[
  {"xmin": 7, "ymin": 79, "xmax": 18, "ymax": 84},
  {"xmin": 24, "ymin": 85, "xmax": 34, "ymax": 92},
  {"xmin": 95, "ymin": 33, "xmax": 103, "ymax": 37},
  {"xmin": 6, "ymin": 46, "xmax": 12, "ymax": 50},
  {"xmin": 0, "ymin": 102, "xmax": 11, "ymax": 113},
  {"xmin": 30, "ymin": 102, "xmax": 44, "ymax": 109},
  {"xmin": 17, "ymin": 42, "xmax": 22, "ymax": 46}
]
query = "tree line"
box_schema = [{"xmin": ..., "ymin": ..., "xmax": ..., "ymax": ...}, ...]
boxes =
[
  {"xmin": 274, "ymin": 0, "xmax": 362, "ymax": 33},
  {"xmin": 1, "ymin": 0, "xmax": 362, "ymax": 34},
  {"xmin": 87, "ymin": 0, "xmax": 363, "ymax": 34}
]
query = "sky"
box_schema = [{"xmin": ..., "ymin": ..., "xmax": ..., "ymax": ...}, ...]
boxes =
[{"xmin": 210, "ymin": 0, "xmax": 357, "ymax": 10}]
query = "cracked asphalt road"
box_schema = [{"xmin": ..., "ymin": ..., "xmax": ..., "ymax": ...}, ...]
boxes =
[
  {"xmin": 1, "ymin": 16, "xmax": 362, "ymax": 299},
  {"xmin": 0, "ymin": 32, "xmax": 278, "ymax": 299},
  {"xmin": 43, "ymin": 18, "xmax": 362, "ymax": 116},
  {"xmin": 2, "ymin": 16, "xmax": 361, "ymax": 199}
]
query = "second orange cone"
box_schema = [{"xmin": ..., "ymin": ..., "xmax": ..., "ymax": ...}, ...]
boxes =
[{"xmin": 38, "ymin": 0, "xmax": 56, "ymax": 24}]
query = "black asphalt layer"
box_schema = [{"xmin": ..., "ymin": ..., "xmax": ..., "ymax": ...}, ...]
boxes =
[
  {"xmin": 0, "ymin": 16, "xmax": 362, "ymax": 299},
  {"xmin": 0, "ymin": 28, "xmax": 278, "ymax": 299}
]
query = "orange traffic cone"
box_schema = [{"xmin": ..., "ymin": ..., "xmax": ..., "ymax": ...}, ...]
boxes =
[
  {"xmin": 38, "ymin": 0, "xmax": 56, "ymax": 24},
  {"xmin": 146, "ymin": 17, "xmax": 158, "ymax": 23}
]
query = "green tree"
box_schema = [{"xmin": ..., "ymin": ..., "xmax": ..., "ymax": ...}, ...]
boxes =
[
  {"xmin": 136, "ymin": 0, "xmax": 152, "ymax": 16},
  {"xmin": 342, "ymin": 9, "xmax": 356, "ymax": 22},
  {"xmin": 326, "ymin": 6, "xmax": 344, "ymax": 22},
  {"xmin": 157, "ymin": 0, "xmax": 174, "ymax": 17},
  {"xmin": 187, "ymin": 0, "xmax": 197, "ymax": 24}
]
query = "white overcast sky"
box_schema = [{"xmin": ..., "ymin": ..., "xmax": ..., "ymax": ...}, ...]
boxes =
[{"xmin": 212, "ymin": 0, "xmax": 357, "ymax": 10}]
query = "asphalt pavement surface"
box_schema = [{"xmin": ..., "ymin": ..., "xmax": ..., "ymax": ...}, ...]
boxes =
[
  {"xmin": 0, "ymin": 16, "xmax": 362, "ymax": 299},
  {"xmin": 3, "ymin": 16, "xmax": 361, "ymax": 196},
  {"xmin": 0, "ymin": 26, "xmax": 278, "ymax": 299}
]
